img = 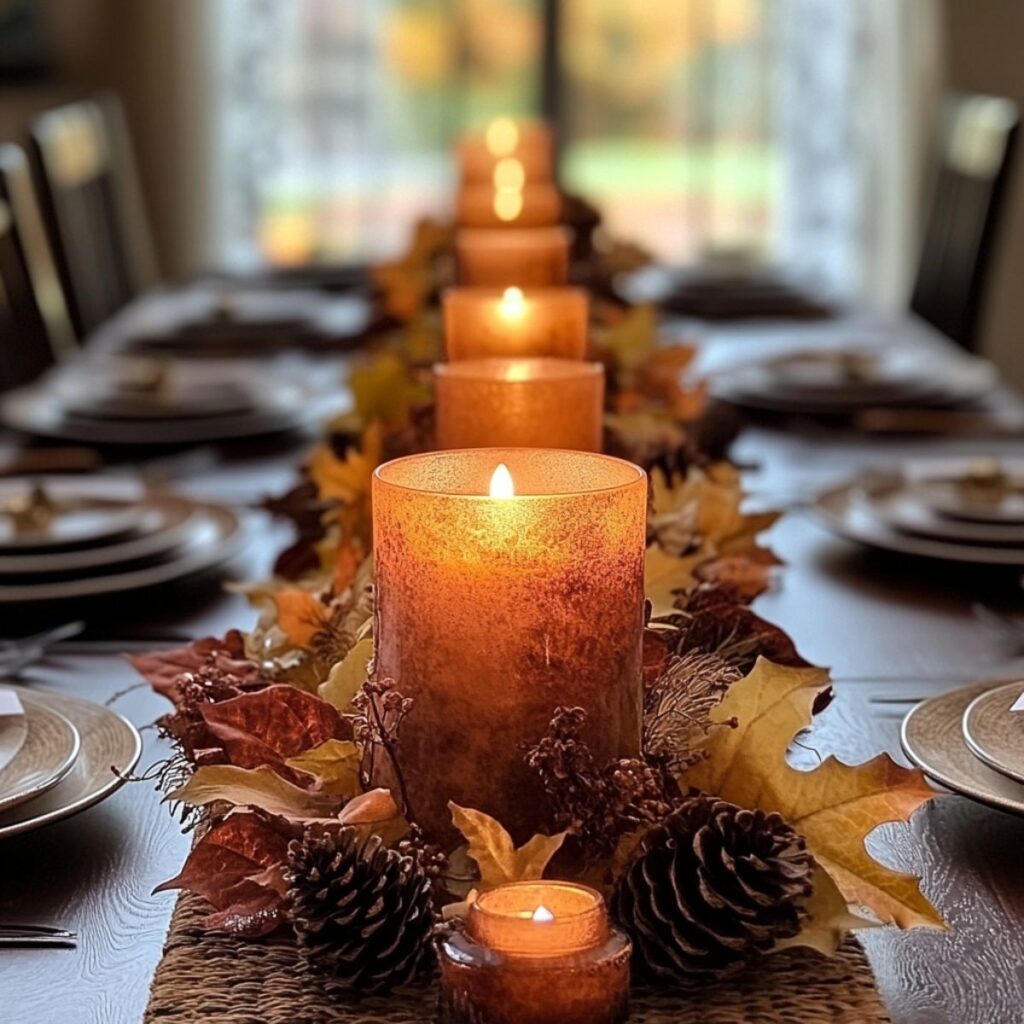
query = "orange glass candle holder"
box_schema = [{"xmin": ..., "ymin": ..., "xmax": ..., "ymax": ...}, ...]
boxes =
[
  {"xmin": 457, "ymin": 183, "xmax": 562, "ymax": 229},
  {"xmin": 434, "ymin": 359, "xmax": 604, "ymax": 452},
  {"xmin": 439, "ymin": 882, "xmax": 631, "ymax": 1024},
  {"xmin": 456, "ymin": 227, "xmax": 571, "ymax": 287},
  {"xmin": 457, "ymin": 118, "xmax": 555, "ymax": 183},
  {"xmin": 372, "ymin": 449, "xmax": 646, "ymax": 844},
  {"xmin": 443, "ymin": 286, "xmax": 588, "ymax": 361}
]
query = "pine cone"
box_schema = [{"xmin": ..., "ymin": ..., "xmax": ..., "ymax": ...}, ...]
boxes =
[
  {"xmin": 612, "ymin": 795, "xmax": 814, "ymax": 980},
  {"xmin": 286, "ymin": 827, "xmax": 435, "ymax": 994}
]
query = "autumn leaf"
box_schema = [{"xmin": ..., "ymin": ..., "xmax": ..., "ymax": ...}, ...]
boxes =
[
  {"xmin": 309, "ymin": 422, "xmax": 382, "ymax": 506},
  {"xmin": 198, "ymin": 684, "xmax": 349, "ymax": 777},
  {"xmin": 694, "ymin": 549, "xmax": 781, "ymax": 603},
  {"xmin": 319, "ymin": 637, "xmax": 374, "ymax": 713},
  {"xmin": 337, "ymin": 788, "xmax": 408, "ymax": 845},
  {"xmin": 273, "ymin": 589, "xmax": 330, "ymax": 648},
  {"xmin": 645, "ymin": 544, "xmax": 707, "ymax": 618},
  {"xmin": 685, "ymin": 658, "xmax": 944, "ymax": 930},
  {"xmin": 602, "ymin": 303, "xmax": 657, "ymax": 373},
  {"xmin": 285, "ymin": 739, "xmax": 361, "ymax": 797},
  {"xmin": 448, "ymin": 802, "xmax": 566, "ymax": 889},
  {"xmin": 349, "ymin": 352, "xmax": 426, "ymax": 426},
  {"xmin": 776, "ymin": 865, "xmax": 879, "ymax": 957},
  {"xmin": 169, "ymin": 764, "xmax": 342, "ymax": 819}
]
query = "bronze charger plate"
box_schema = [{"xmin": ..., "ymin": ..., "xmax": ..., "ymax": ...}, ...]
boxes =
[{"xmin": 962, "ymin": 682, "xmax": 1024, "ymax": 787}]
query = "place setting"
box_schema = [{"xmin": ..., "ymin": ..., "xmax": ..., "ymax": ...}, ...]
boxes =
[
  {"xmin": 711, "ymin": 345, "xmax": 997, "ymax": 417},
  {"xmin": 902, "ymin": 678, "xmax": 1024, "ymax": 818},
  {"xmin": 0, "ymin": 682, "xmax": 141, "ymax": 842},
  {"xmin": 812, "ymin": 456, "xmax": 1024, "ymax": 566},
  {"xmin": 0, "ymin": 357, "xmax": 340, "ymax": 447},
  {"xmin": 0, "ymin": 475, "xmax": 244, "ymax": 605}
]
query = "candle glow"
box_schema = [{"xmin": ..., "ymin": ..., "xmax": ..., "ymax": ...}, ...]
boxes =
[
  {"xmin": 490, "ymin": 463, "xmax": 515, "ymax": 499},
  {"xmin": 486, "ymin": 117, "xmax": 519, "ymax": 157},
  {"xmin": 532, "ymin": 906, "xmax": 554, "ymax": 924}
]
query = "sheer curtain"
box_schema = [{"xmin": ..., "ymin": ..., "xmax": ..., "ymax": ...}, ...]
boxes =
[{"xmin": 206, "ymin": 0, "xmax": 941, "ymax": 307}]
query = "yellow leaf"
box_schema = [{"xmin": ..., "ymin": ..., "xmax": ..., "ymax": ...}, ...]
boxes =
[
  {"xmin": 644, "ymin": 544, "xmax": 707, "ymax": 618},
  {"xmin": 448, "ymin": 802, "xmax": 566, "ymax": 889},
  {"xmin": 273, "ymin": 588, "xmax": 330, "ymax": 648},
  {"xmin": 168, "ymin": 765, "xmax": 340, "ymax": 819},
  {"xmin": 774, "ymin": 865, "xmax": 878, "ymax": 957},
  {"xmin": 349, "ymin": 352, "xmax": 424, "ymax": 425},
  {"xmin": 285, "ymin": 739, "xmax": 361, "ymax": 797},
  {"xmin": 309, "ymin": 422, "xmax": 382, "ymax": 506},
  {"xmin": 603, "ymin": 303, "xmax": 657, "ymax": 373},
  {"xmin": 319, "ymin": 637, "xmax": 374, "ymax": 712},
  {"xmin": 685, "ymin": 658, "xmax": 945, "ymax": 930}
]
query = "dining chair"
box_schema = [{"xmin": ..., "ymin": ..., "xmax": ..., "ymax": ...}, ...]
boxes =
[
  {"xmin": 28, "ymin": 93, "xmax": 158, "ymax": 339},
  {"xmin": 0, "ymin": 145, "xmax": 77, "ymax": 391},
  {"xmin": 911, "ymin": 93, "xmax": 1019, "ymax": 352}
]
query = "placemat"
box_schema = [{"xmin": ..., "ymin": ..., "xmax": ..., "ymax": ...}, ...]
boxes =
[{"xmin": 145, "ymin": 893, "xmax": 890, "ymax": 1023}]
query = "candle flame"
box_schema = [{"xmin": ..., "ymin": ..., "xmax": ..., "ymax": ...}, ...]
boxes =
[
  {"xmin": 493, "ymin": 187, "xmax": 523, "ymax": 222},
  {"xmin": 493, "ymin": 157, "xmax": 525, "ymax": 191},
  {"xmin": 489, "ymin": 463, "xmax": 515, "ymax": 499},
  {"xmin": 486, "ymin": 117, "xmax": 519, "ymax": 157},
  {"xmin": 532, "ymin": 905, "xmax": 554, "ymax": 924},
  {"xmin": 500, "ymin": 286, "xmax": 525, "ymax": 318}
]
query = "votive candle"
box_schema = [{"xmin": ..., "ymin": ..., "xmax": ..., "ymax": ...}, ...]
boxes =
[
  {"xmin": 457, "ymin": 182, "xmax": 562, "ymax": 229},
  {"xmin": 443, "ymin": 286, "xmax": 588, "ymax": 361},
  {"xmin": 439, "ymin": 881, "xmax": 631, "ymax": 1024},
  {"xmin": 457, "ymin": 118, "xmax": 555, "ymax": 184},
  {"xmin": 372, "ymin": 449, "xmax": 646, "ymax": 843},
  {"xmin": 456, "ymin": 227, "xmax": 571, "ymax": 287},
  {"xmin": 434, "ymin": 359, "xmax": 604, "ymax": 452}
]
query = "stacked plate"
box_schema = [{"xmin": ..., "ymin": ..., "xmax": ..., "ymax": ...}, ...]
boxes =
[
  {"xmin": 903, "ymin": 680, "xmax": 1024, "ymax": 817},
  {"xmin": 0, "ymin": 359, "xmax": 329, "ymax": 446},
  {"xmin": 0, "ymin": 477, "xmax": 243, "ymax": 604},
  {"xmin": 813, "ymin": 458, "xmax": 1024, "ymax": 565},
  {"xmin": 713, "ymin": 349, "xmax": 996, "ymax": 415},
  {"xmin": 0, "ymin": 684, "xmax": 141, "ymax": 839}
]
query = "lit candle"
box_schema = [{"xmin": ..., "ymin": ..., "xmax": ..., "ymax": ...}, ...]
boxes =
[
  {"xmin": 456, "ymin": 227, "xmax": 572, "ymax": 287},
  {"xmin": 443, "ymin": 286, "xmax": 588, "ymax": 361},
  {"xmin": 434, "ymin": 359, "xmax": 604, "ymax": 451},
  {"xmin": 439, "ymin": 881, "xmax": 631, "ymax": 1024},
  {"xmin": 372, "ymin": 450, "xmax": 646, "ymax": 843},
  {"xmin": 457, "ymin": 117, "xmax": 555, "ymax": 184},
  {"xmin": 457, "ymin": 182, "xmax": 562, "ymax": 229}
]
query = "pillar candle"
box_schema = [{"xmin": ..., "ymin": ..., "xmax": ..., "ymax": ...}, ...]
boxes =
[
  {"xmin": 456, "ymin": 227, "xmax": 571, "ymax": 287},
  {"xmin": 457, "ymin": 182, "xmax": 562, "ymax": 229},
  {"xmin": 443, "ymin": 286, "xmax": 588, "ymax": 361},
  {"xmin": 439, "ymin": 882, "xmax": 631, "ymax": 1024},
  {"xmin": 457, "ymin": 117, "xmax": 555, "ymax": 183},
  {"xmin": 372, "ymin": 449, "xmax": 646, "ymax": 843},
  {"xmin": 434, "ymin": 359, "xmax": 604, "ymax": 452}
]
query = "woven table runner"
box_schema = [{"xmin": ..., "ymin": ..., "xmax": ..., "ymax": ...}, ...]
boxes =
[{"xmin": 145, "ymin": 893, "xmax": 889, "ymax": 1024}]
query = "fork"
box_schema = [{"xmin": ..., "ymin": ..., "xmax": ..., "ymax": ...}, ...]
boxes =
[{"xmin": 0, "ymin": 621, "xmax": 85, "ymax": 675}]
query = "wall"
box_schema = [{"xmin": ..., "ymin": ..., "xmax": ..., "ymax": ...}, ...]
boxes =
[
  {"xmin": 0, "ymin": 0, "xmax": 216, "ymax": 279},
  {"xmin": 942, "ymin": 0, "xmax": 1024, "ymax": 388}
]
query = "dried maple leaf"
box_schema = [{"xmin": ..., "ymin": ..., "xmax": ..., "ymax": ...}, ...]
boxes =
[
  {"xmin": 273, "ymin": 589, "xmax": 331, "ymax": 649},
  {"xmin": 198, "ymin": 684, "xmax": 349, "ymax": 778},
  {"xmin": 693, "ymin": 548, "xmax": 781, "ymax": 603},
  {"xmin": 448, "ymin": 802, "xmax": 566, "ymax": 890},
  {"xmin": 685, "ymin": 658, "xmax": 945, "ymax": 932},
  {"xmin": 308, "ymin": 421, "xmax": 382, "ymax": 507},
  {"xmin": 601, "ymin": 303, "xmax": 658, "ymax": 374}
]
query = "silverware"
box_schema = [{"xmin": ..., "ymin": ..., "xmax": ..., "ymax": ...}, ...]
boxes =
[{"xmin": 0, "ymin": 621, "xmax": 86, "ymax": 674}]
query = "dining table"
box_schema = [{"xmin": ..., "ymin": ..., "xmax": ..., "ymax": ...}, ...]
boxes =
[{"xmin": 1, "ymin": 307, "xmax": 1023, "ymax": 1024}]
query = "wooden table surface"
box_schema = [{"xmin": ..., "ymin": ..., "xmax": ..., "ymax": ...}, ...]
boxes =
[{"xmin": 2, "ymin": 312, "xmax": 1024, "ymax": 1024}]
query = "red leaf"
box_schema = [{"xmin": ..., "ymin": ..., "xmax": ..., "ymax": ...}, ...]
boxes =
[
  {"xmin": 129, "ymin": 630, "xmax": 265, "ymax": 704},
  {"xmin": 153, "ymin": 812, "xmax": 297, "ymax": 907},
  {"xmin": 694, "ymin": 550, "xmax": 779, "ymax": 603},
  {"xmin": 199, "ymin": 684, "xmax": 351, "ymax": 779},
  {"xmin": 200, "ymin": 879, "xmax": 288, "ymax": 937}
]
